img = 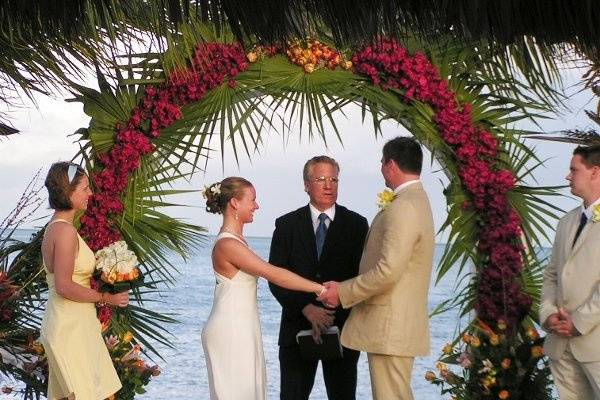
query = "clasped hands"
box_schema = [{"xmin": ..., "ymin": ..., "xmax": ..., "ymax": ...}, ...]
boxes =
[
  {"xmin": 304, "ymin": 281, "xmax": 340, "ymax": 343},
  {"xmin": 544, "ymin": 308, "xmax": 581, "ymax": 337}
]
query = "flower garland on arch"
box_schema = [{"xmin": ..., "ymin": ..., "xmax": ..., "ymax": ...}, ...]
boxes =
[
  {"xmin": 76, "ymin": 36, "xmax": 543, "ymax": 399},
  {"xmin": 351, "ymin": 38, "xmax": 531, "ymax": 330},
  {"xmin": 80, "ymin": 42, "xmax": 248, "ymax": 252},
  {"xmin": 78, "ymin": 42, "xmax": 248, "ymax": 399}
]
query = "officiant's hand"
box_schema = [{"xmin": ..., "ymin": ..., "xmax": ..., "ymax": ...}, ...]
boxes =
[
  {"xmin": 319, "ymin": 281, "xmax": 340, "ymax": 308},
  {"xmin": 302, "ymin": 304, "xmax": 334, "ymax": 333},
  {"xmin": 311, "ymin": 324, "xmax": 324, "ymax": 344}
]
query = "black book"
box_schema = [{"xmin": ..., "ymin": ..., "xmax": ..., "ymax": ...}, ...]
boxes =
[{"xmin": 296, "ymin": 326, "xmax": 343, "ymax": 360}]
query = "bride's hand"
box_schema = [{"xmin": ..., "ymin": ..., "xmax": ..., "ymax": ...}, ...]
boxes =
[{"xmin": 315, "ymin": 285, "xmax": 327, "ymax": 298}]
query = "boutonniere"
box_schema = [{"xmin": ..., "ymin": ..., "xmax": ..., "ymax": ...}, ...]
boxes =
[
  {"xmin": 377, "ymin": 189, "xmax": 397, "ymax": 210},
  {"xmin": 592, "ymin": 204, "xmax": 600, "ymax": 223}
]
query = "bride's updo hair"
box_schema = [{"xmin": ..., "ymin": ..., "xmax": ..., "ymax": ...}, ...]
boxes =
[
  {"xmin": 45, "ymin": 161, "xmax": 86, "ymax": 210},
  {"xmin": 204, "ymin": 177, "xmax": 253, "ymax": 214}
]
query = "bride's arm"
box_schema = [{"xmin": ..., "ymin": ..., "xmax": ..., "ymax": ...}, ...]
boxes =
[{"xmin": 214, "ymin": 239, "xmax": 324, "ymax": 295}]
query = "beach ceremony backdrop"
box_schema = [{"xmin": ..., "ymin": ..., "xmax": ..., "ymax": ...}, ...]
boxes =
[{"xmin": 2, "ymin": 2, "xmax": 600, "ymax": 399}]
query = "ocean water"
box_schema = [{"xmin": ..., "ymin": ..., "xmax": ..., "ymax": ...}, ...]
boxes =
[
  {"xmin": 3, "ymin": 232, "xmax": 462, "ymax": 399},
  {"xmin": 140, "ymin": 237, "xmax": 462, "ymax": 400}
]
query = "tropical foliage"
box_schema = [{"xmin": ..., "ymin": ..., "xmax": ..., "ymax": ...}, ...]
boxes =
[
  {"xmin": 0, "ymin": 12, "xmax": 577, "ymax": 400},
  {"xmin": 0, "ymin": 173, "xmax": 47, "ymax": 398}
]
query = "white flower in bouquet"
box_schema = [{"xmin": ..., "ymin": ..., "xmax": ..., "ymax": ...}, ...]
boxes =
[{"xmin": 95, "ymin": 240, "xmax": 140, "ymax": 284}]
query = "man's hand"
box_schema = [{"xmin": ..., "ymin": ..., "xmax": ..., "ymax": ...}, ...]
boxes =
[
  {"xmin": 318, "ymin": 281, "xmax": 340, "ymax": 308},
  {"xmin": 558, "ymin": 308, "xmax": 582, "ymax": 337},
  {"xmin": 543, "ymin": 309, "xmax": 581, "ymax": 337},
  {"xmin": 302, "ymin": 304, "xmax": 334, "ymax": 333}
]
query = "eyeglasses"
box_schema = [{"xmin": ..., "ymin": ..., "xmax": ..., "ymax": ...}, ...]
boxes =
[{"xmin": 309, "ymin": 176, "xmax": 339, "ymax": 185}]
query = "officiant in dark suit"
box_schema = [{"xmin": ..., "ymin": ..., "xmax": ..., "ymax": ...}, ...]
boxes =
[{"xmin": 269, "ymin": 155, "xmax": 368, "ymax": 400}]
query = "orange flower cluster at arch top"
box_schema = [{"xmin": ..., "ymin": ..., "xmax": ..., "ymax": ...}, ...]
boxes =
[{"xmin": 246, "ymin": 40, "xmax": 352, "ymax": 73}]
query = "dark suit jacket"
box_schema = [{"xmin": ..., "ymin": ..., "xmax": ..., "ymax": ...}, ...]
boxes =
[{"xmin": 269, "ymin": 204, "xmax": 368, "ymax": 346}]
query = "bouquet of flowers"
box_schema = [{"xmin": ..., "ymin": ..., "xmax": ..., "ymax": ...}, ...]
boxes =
[
  {"xmin": 104, "ymin": 332, "xmax": 160, "ymax": 400},
  {"xmin": 94, "ymin": 241, "xmax": 144, "ymax": 293}
]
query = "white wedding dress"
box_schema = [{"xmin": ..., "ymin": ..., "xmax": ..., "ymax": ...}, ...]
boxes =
[{"xmin": 201, "ymin": 232, "xmax": 267, "ymax": 400}]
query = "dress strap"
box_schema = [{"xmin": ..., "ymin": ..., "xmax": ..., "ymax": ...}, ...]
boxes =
[
  {"xmin": 215, "ymin": 232, "xmax": 248, "ymax": 246},
  {"xmin": 47, "ymin": 218, "xmax": 72, "ymax": 227}
]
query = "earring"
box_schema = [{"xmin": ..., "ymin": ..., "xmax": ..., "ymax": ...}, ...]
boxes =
[{"xmin": 235, "ymin": 210, "xmax": 238, "ymax": 220}]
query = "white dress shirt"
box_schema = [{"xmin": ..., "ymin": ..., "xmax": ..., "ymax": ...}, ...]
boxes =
[{"xmin": 309, "ymin": 203, "xmax": 335, "ymax": 233}]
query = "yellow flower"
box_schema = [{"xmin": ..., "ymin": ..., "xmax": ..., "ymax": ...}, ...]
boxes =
[
  {"xmin": 377, "ymin": 189, "xmax": 396, "ymax": 210},
  {"xmin": 303, "ymin": 63, "xmax": 315, "ymax": 73},
  {"xmin": 499, "ymin": 389, "xmax": 510, "ymax": 399},
  {"xmin": 593, "ymin": 204, "xmax": 600, "ymax": 223},
  {"xmin": 442, "ymin": 343, "xmax": 453, "ymax": 354},
  {"xmin": 122, "ymin": 331, "xmax": 134, "ymax": 343},
  {"xmin": 424, "ymin": 371, "xmax": 436, "ymax": 381},
  {"xmin": 246, "ymin": 52, "xmax": 258, "ymax": 63},
  {"xmin": 470, "ymin": 336, "xmax": 481, "ymax": 347}
]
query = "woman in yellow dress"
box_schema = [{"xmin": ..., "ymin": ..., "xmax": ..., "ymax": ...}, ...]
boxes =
[{"xmin": 40, "ymin": 162, "xmax": 129, "ymax": 400}]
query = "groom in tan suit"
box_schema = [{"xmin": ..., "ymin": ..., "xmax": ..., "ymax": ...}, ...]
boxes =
[
  {"xmin": 540, "ymin": 144, "xmax": 600, "ymax": 400},
  {"xmin": 320, "ymin": 136, "xmax": 435, "ymax": 399}
]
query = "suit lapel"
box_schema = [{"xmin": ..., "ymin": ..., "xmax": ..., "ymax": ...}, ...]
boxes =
[
  {"xmin": 299, "ymin": 206, "xmax": 318, "ymax": 264},
  {"xmin": 571, "ymin": 214, "xmax": 597, "ymax": 256}
]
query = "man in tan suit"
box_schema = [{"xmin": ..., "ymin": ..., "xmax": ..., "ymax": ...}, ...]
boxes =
[
  {"xmin": 319, "ymin": 136, "xmax": 434, "ymax": 399},
  {"xmin": 540, "ymin": 144, "xmax": 600, "ymax": 399}
]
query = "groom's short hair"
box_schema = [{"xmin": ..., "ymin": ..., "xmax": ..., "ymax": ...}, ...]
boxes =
[
  {"xmin": 383, "ymin": 137, "xmax": 422, "ymax": 174},
  {"xmin": 303, "ymin": 156, "xmax": 340, "ymax": 181},
  {"xmin": 574, "ymin": 144, "xmax": 600, "ymax": 167}
]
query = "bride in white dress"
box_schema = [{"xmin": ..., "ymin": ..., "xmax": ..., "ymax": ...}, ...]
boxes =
[{"xmin": 201, "ymin": 177, "xmax": 326, "ymax": 400}]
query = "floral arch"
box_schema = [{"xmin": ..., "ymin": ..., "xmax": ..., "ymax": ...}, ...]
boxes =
[{"xmin": 10, "ymin": 28, "xmax": 559, "ymax": 399}]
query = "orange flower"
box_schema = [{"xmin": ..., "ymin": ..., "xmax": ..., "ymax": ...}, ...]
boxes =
[
  {"xmin": 526, "ymin": 327, "xmax": 540, "ymax": 340},
  {"xmin": 531, "ymin": 345, "xmax": 544, "ymax": 358},
  {"xmin": 489, "ymin": 334, "xmax": 500, "ymax": 346},
  {"xmin": 501, "ymin": 358, "xmax": 511, "ymax": 369},
  {"xmin": 245, "ymin": 51, "xmax": 259, "ymax": 62},
  {"xmin": 462, "ymin": 333, "xmax": 472, "ymax": 344},
  {"xmin": 499, "ymin": 389, "xmax": 510, "ymax": 399},
  {"xmin": 425, "ymin": 371, "xmax": 436, "ymax": 381},
  {"xmin": 471, "ymin": 336, "xmax": 481, "ymax": 347}
]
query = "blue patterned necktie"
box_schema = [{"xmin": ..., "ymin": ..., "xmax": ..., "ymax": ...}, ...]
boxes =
[
  {"xmin": 572, "ymin": 212, "xmax": 588, "ymax": 248},
  {"xmin": 315, "ymin": 213, "xmax": 329, "ymax": 259}
]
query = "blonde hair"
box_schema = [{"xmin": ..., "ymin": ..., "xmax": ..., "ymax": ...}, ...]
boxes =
[{"xmin": 204, "ymin": 177, "xmax": 253, "ymax": 214}]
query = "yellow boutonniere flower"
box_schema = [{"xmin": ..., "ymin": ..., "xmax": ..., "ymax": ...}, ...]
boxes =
[
  {"xmin": 592, "ymin": 204, "xmax": 600, "ymax": 223},
  {"xmin": 377, "ymin": 189, "xmax": 396, "ymax": 210}
]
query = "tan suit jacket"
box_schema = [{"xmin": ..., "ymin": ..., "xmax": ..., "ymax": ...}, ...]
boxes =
[
  {"xmin": 540, "ymin": 206, "xmax": 600, "ymax": 362},
  {"xmin": 338, "ymin": 182, "xmax": 435, "ymax": 356}
]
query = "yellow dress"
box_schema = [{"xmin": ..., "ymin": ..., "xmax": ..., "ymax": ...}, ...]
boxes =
[{"xmin": 40, "ymin": 219, "xmax": 121, "ymax": 400}]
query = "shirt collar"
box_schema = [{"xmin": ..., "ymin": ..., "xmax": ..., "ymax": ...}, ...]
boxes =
[
  {"xmin": 582, "ymin": 196, "xmax": 600, "ymax": 219},
  {"xmin": 393, "ymin": 179, "xmax": 420, "ymax": 195},
  {"xmin": 309, "ymin": 203, "xmax": 335, "ymax": 224}
]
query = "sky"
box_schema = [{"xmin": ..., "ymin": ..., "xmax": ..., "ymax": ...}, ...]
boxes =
[{"xmin": 0, "ymin": 70, "xmax": 596, "ymax": 244}]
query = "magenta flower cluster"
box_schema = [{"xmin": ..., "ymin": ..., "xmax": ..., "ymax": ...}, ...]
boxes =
[
  {"xmin": 80, "ymin": 42, "xmax": 248, "ymax": 253},
  {"xmin": 352, "ymin": 38, "xmax": 531, "ymax": 329}
]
